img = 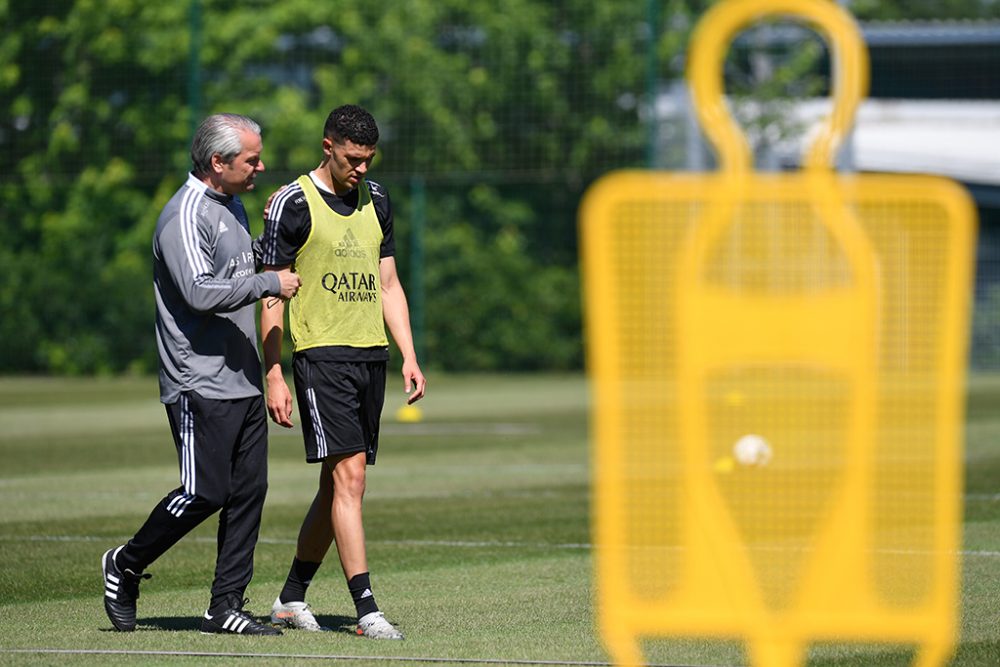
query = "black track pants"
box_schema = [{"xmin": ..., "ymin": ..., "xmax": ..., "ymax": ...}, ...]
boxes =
[{"xmin": 117, "ymin": 392, "xmax": 269, "ymax": 610}]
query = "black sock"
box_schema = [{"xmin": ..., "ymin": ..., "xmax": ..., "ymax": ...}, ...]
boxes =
[
  {"xmin": 279, "ymin": 558, "xmax": 322, "ymax": 604},
  {"xmin": 348, "ymin": 572, "xmax": 379, "ymax": 619}
]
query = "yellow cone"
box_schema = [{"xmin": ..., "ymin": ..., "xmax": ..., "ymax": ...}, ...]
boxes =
[{"xmin": 395, "ymin": 404, "xmax": 424, "ymax": 423}]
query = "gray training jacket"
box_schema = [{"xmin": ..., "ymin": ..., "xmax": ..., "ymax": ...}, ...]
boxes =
[{"xmin": 153, "ymin": 173, "xmax": 281, "ymax": 404}]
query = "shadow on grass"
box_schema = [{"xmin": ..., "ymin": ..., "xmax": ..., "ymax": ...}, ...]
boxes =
[
  {"xmin": 134, "ymin": 616, "xmax": 200, "ymax": 632},
  {"xmin": 118, "ymin": 614, "xmax": 360, "ymax": 635},
  {"xmin": 315, "ymin": 615, "xmax": 359, "ymax": 634}
]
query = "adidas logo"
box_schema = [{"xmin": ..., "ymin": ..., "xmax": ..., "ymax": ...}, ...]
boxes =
[
  {"xmin": 218, "ymin": 220, "xmax": 229, "ymax": 234},
  {"xmin": 360, "ymin": 588, "xmax": 373, "ymax": 599},
  {"xmin": 341, "ymin": 229, "xmax": 359, "ymax": 246},
  {"xmin": 335, "ymin": 229, "xmax": 366, "ymax": 258}
]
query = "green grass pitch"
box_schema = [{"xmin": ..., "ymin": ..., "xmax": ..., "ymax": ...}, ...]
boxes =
[{"xmin": 0, "ymin": 374, "xmax": 997, "ymax": 666}]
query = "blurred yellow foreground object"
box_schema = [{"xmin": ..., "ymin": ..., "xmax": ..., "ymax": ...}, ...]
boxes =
[{"xmin": 580, "ymin": 1, "xmax": 976, "ymax": 666}]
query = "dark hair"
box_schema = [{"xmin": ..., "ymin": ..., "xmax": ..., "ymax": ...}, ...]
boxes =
[{"xmin": 324, "ymin": 104, "xmax": 379, "ymax": 146}]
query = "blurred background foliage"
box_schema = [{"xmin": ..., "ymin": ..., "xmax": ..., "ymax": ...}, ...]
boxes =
[{"xmin": 1, "ymin": 0, "xmax": 997, "ymax": 374}]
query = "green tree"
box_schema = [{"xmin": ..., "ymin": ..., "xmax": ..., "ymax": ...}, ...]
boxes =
[
  {"xmin": 1, "ymin": 0, "xmax": 677, "ymax": 373},
  {"xmin": 9, "ymin": 0, "xmax": 986, "ymax": 374},
  {"xmin": 847, "ymin": 0, "xmax": 1000, "ymax": 21},
  {"xmin": 1, "ymin": 2, "xmax": 191, "ymax": 373}
]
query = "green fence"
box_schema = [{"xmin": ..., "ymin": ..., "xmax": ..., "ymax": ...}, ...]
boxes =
[{"xmin": 2, "ymin": 0, "xmax": 998, "ymax": 373}]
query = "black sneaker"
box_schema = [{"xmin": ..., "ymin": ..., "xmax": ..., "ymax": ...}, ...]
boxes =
[
  {"xmin": 102, "ymin": 545, "xmax": 151, "ymax": 632},
  {"xmin": 201, "ymin": 599, "xmax": 282, "ymax": 636}
]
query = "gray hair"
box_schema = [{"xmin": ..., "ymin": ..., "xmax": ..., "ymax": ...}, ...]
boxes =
[{"xmin": 190, "ymin": 113, "xmax": 261, "ymax": 176}]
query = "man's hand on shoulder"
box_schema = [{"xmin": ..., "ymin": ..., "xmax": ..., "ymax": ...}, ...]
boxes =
[{"xmin": 263, "ymin": 184, "xmax": 289, "ymax": 220}]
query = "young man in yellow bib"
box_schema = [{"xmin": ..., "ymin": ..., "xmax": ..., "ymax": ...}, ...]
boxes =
[{"xmin": 259, "ymin": 105, "xmax": 425, "ymax": 639}]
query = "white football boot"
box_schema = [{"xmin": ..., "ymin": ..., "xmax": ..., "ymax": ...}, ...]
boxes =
[
  {"xmin": 270, "ymin": 597, "xmax": 328, "ymax": 631},
  {"xmin": 356, "ymin": 611, "xmax": 404, "ymax": 639}
]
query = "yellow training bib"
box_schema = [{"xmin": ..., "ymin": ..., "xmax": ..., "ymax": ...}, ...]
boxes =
[{"xmin": 289, "ymin": 175, "xmax": 388, "ymax": 352}]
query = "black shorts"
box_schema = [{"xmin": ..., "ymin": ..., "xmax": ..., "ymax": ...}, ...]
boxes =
[{"xmin": 293, "ymin": 355, "xmax": 387, "ymax": 465}]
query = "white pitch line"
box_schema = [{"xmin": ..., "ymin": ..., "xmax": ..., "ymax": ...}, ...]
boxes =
[
  {"xmin": 0, "ymin": 534, "xmax": 588, "ymax": 550},
  {"xmin": 1, "ymin": 534, "xmax": 999, "ymax": 557},
  {"xmin": 0, "ymin": 648, "xmax": 711, "ymax": 667}
]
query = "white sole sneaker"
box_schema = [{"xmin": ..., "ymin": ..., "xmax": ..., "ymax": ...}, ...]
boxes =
[
  {"xmin": 270, "ymin": 597, "xmax": 328, "ymax": 631},
  {"xmin": 356, "ymin": 611, "xmax": 404, "ymax": 639}
]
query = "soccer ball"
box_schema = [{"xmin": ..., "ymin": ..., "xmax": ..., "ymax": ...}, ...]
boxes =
[{"xmin": 732, "ymin": 434, "xmax": 772, "ymax": 467}]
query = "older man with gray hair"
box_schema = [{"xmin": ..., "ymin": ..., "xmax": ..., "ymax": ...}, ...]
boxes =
[{"xmin": 100, "ymin": 113, "xmax": 300, "ymax": 635}]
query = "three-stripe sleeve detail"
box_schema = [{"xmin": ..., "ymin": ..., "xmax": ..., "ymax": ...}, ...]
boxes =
[
  {"xmin": 263, "ymin": 183, "xmax": 302, "ymax": 266},
  {"xmin": 179, "ymin": 185, "xmax": 211, "ymax": 279},
  {"xmin": 176, "ymin": 182, "xmax": 231, "ymax": 292}
]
